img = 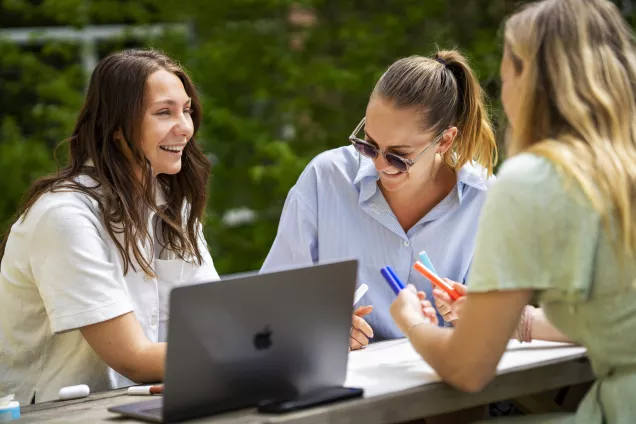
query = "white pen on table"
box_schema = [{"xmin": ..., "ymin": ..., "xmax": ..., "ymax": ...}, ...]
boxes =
[
  {"xmin": 353, "ymin": 283, "xmax": 369, "ymax": 306},
  {"xmin": 128, "ymin": 385, "xmax": 164, "ymax": 396}
]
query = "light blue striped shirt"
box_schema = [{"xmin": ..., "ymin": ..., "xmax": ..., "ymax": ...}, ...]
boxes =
[{"xmin": 261, "ymin": 146, "xmax": 494, "ymax": 341}]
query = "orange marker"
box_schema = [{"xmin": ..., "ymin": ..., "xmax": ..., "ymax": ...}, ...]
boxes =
[{"xmin": 413, "ymin": 261, "xmax": 462, "ymax": 301}]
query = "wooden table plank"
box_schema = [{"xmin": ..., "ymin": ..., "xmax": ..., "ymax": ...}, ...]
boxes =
[
  {"xmin": 20, "ymin": 358, "xmax": 594, "ymax": 424},
  {"xmin": 21, "ymin": 388, "xmax": 129, "ymax": 414}
]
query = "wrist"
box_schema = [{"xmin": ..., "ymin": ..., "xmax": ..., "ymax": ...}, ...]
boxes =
[{"xmin": 407, "ymin": 320, "xmax": 430, "ymax": 339}]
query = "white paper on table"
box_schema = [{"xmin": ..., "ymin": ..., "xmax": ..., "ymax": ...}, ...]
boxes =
[{"xmin": 344, "ymin": 339, "xmax": 587, "ymax": 398}]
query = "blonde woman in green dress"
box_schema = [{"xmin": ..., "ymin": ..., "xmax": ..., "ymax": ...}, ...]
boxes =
[{"xmin": 389, "ymin": 0, "xmax": 636, "ymax": 422}]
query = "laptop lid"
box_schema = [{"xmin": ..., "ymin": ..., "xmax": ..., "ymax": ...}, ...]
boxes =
[{"xmin": 161, "ymin": 259, "xmax": 358, "ymax": 422}]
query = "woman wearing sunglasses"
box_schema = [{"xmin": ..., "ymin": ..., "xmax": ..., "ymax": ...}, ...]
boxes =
[{"xmin": 262, "ymin": 50, "xmax": 498, "ymax": 350}]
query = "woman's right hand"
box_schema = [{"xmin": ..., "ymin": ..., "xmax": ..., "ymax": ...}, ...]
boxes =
[
  {"xmin": 433, "ymin": 279, "xmax": 467, "ymax": 324},
  {"xmin": 350, "ymin": 306, "xmax": 374, "ymax": 351}
]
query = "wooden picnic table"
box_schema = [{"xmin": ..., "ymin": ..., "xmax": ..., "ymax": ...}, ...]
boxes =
[{"xmin": 20, "ymin": 353, "xmax": 594, "ymax": 423}]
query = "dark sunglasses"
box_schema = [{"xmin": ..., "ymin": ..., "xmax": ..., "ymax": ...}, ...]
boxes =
[{"xmin": 348, "ymin": 117, "xmax": 443, "ymax": 173}]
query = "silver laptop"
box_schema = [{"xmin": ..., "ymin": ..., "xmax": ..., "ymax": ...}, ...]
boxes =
[{"xmin": 109, "ymin": 260, "xmax": 358, "ymax": 423}]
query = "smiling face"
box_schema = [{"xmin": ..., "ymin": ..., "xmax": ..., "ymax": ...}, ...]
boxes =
[
  {"xmin": 364, "ymin": 96, "xmax": 453, "ymax": 192},
  {"xmin": 138, "ymin": 69, "xmax": 194, "ymax": 176}
]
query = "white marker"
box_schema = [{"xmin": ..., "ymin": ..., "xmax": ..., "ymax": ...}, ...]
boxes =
[
  {"xmin": 58, "ymin": 384, "xmax": 90, "ymax": 401},
  {"xmin": 353, "ymin": 284, "xmax": 369, "ymax": 306},
  {"xmin": 128, "ymin": 385, "xmax": 164, "ymax": 396}
]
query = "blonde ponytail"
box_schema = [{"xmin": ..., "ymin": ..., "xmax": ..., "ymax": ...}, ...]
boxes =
[{"xmin": 436, "ymin": 50, "xmax": 498, "ymax": 174}]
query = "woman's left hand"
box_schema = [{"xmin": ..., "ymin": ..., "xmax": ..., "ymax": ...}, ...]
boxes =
[
  {"xmin": 390, "ymin": 285, "xmax": 438, "ymax": 336},
  {"xmin": 433, "ymin": 280, "xmax": 467, "ymax": 324}
]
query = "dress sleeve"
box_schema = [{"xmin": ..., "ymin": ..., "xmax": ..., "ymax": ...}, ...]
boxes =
[{"xmin": 468, "ymin": 153, "xmax": 600, "ymax": 304}]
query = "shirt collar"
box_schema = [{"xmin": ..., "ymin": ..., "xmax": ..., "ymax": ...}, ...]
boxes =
[
  {"xmin": 353, "ymin": 156, "xmax": 378, "ymax": 203},
  {"xmin": 456, "ymin": 161, "xmax": 490, "ymax": 191},
  {"xmin": 353, "ymin": 154, "xmax": 490, "ymax": 205}
]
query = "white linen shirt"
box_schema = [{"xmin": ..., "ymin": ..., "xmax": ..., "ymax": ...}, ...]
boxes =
[{"xmin": 0, "ymin": 175, "xmax": 219, "ymax": 403}]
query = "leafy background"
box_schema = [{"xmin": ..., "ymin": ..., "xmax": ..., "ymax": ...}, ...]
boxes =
[{"xmin": 1, "ymin": 0, "xmax": 635, "ymax": 274}]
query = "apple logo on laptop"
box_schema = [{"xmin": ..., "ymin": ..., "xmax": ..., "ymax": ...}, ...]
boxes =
[{"xmin": 253, "ymin": 326, "xmax": 272, "ymax": 350}]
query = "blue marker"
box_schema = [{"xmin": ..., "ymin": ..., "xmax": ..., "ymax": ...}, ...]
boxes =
[
  {"xmin": 418, "ymin": 251, "xmax": 439, "ymax": 277},
  {"xmin": 386, "ymin": 266, "xmax": 406, "ymax": 290},
  {"xmin": 380, "ymin": 267, "xmax": 402, "ymax": 295}
]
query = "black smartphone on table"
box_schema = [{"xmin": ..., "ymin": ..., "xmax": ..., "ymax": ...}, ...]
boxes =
[{"xmin": 257, "ymin": 386, "xmax": 364, "ymax": 414}]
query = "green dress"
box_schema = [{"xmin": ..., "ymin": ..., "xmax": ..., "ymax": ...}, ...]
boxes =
[{"xmin": 468, "ymin": 153, "xmax": 636, "ymax": 423}]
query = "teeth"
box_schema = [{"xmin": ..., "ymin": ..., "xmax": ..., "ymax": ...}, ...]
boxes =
[{"xmin": 160, "ymin": 145, "xmax": 184, "ymax": 152}]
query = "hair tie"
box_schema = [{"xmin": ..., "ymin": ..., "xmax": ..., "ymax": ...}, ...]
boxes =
[{"xmin": 435, "ymin": 57, "xmax": 447, "ymax": 67}]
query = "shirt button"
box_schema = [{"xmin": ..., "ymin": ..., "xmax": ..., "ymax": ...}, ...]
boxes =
[{"xmin": 403, "ymin": 240, "xmax": 411, "ymax": 247}]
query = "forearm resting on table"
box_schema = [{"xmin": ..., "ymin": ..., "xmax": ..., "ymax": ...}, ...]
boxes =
[
  {"xmin": 80, "ymin": 312, "xmax": 166, "ymax": 383},
  {"xmin": 409, "ymin": 323, "xmax": 497, "ymax": 393},
  {"xmin": 450, "ymin": 307, "xmax": 572, "ymax": 343},
  {"xmin": 410, "ymin": 290, "xmax": 534, "ymax": 393}
]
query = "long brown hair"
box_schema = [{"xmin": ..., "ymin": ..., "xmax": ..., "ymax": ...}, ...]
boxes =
[
  {"xmin": 0, "ymin": 49, "xmax": 211, "ymax": 276},
  {"xmin": 372, "ymin": 50, "xmax": 498, "ymax": 175},
  {"xmin": 504, "ymin": 0, "xmax": 636, "ymax": 256}
]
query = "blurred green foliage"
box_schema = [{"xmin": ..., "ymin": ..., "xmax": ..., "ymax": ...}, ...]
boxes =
[{"xmin": 1, "ymin": 0, "xmax": 634, "ymax": 274}]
